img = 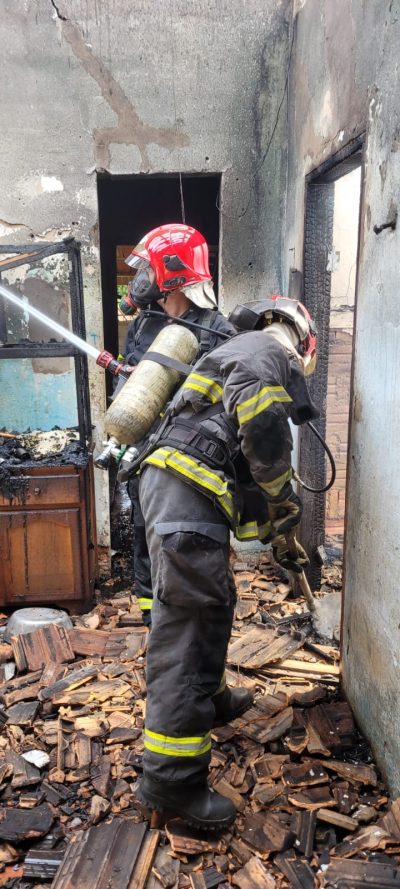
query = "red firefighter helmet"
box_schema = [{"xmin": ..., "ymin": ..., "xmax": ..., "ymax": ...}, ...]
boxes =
[{"xmin": 126, "ymin": 224, "xmax": 211, "ymax": 292}]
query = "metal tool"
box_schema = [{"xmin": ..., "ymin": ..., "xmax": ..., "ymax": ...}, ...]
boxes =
[{"xmin": 284, "ymin": 528, "xmax": 315, "ymax": 611}]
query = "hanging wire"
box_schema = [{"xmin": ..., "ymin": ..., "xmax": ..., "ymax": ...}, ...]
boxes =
[
  {"xmin": 179, "ymin": 172, "xmax": 186, "ymax": 224},
  {"xmin": 169, "ymin": 10, "xmax": 186, "ymax": 224}
]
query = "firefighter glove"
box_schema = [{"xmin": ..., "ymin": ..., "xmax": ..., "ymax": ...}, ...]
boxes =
[
  {"xmin": 271, "ymin": 533, "xmax": 309, "ymax": 574},
  {"xmin": 268, "ymin": 488, "xmax": 303, "ymax": 534}
]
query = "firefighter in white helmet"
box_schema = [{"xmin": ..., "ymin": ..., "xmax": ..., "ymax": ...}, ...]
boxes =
[{"xmin": 135, "ymin": 295, "xmax": 318, "ymax": 830}]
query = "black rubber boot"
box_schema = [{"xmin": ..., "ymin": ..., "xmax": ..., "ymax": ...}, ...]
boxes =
[
  {"xmin": 213, "ymin": 685, "xmax": 254, "ymax": 726},
  {"xmin": 136, "ymin": 775, "xmax": 236, "ymax": 831}
]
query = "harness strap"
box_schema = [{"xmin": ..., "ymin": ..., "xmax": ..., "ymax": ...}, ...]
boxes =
[
  {"xmin": 159, "ymin": 406, "xmax": 230, "ymax": 470},
  {"xmin": 142, "ymin": 351, "xmax": 193, "ymax": 375}
]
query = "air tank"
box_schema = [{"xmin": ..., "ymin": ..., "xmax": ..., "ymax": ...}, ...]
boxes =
[{"xmin": 104, "ymin": 324, "xmax": 199, "ymax": 445}]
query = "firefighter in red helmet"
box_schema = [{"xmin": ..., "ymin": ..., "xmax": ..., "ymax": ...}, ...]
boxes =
[
  {"xmin": 134, "ymin": 294, "xmax": 318, "ymax": 830},
  {"xmin": 121, "ymin": 224, "xmax": 236, "ymax": 625}
]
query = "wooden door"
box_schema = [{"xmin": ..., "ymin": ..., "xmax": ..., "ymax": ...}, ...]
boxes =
[{"xmin": 0, "ymin": 509, "xmax": 84, "ymax": 604}]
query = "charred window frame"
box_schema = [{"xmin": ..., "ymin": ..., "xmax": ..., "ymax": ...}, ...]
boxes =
[
  {"xmin": 300, "ymin": 135, "xmax": 364, "ymax": 588},
  {"xmin": 0, "ymin": 238, "xmax": 91, "ymax": 445}
]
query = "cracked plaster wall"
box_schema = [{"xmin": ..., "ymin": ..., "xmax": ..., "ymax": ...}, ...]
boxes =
[
  {"xmin": 285, "ymin": 0, "xmax": 400, "ymax": 794},
  {"xmin": 0, "ymin": 0, "xmax": 291, "ymax": 547}
]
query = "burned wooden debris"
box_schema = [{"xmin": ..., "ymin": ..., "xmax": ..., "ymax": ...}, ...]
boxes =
[{"xmin": 0, "ymin": 556, "xmax": 397, "ymax": 887}]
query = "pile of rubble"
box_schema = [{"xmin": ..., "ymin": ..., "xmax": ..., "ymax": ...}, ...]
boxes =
[{"xmin": 0, "ymin": 557, "xmax": 399, "ymax": 888}]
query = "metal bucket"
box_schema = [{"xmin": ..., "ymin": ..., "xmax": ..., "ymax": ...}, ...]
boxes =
[{"xmin": 4, "ymin": 607, "xmax": 73, "ymax": 643}]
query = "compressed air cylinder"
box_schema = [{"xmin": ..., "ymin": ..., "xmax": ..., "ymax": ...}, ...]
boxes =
[{"xmin": 104, "ymin": 324, "xmax": 199, "ymax": 445}]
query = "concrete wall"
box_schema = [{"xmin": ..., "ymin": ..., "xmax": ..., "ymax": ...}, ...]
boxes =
[
  {"xmin": 0, "ymin": 0, "xmax": 291, "ymax": 546},
  {"xmin": 286, "ymin": 0, "xmax": 400, "ymax": 793}
]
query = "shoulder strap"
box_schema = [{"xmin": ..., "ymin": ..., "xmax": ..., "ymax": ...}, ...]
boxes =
[
  {"xmin": 198, "ymin": 309, "xmax": 215, "ymax": 355},
  {"xmin": 143, "ymin": 351, "xmax": 193, "ymax": 376}
]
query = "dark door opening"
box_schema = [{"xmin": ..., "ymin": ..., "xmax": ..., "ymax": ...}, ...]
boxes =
[
  {"xmin": 300, "ymin": 139, "xmax": 363, "ymax": 588},
  {"xmin": 96, "ymin": 173, "xmax": 221, "ymax": 569}
]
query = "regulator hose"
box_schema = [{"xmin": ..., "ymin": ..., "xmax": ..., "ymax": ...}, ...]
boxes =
[
  {"xmin": 142, "ymin": 309, "xmax": 232, "ymax": 340},
  {"xmin": 294, "ymin": 421, "xmax": 336, "ymax": 494}
]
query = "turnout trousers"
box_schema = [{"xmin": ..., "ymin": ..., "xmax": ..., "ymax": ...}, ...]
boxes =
[
  {"xmin": 127, "ymin": 475, "xmax": 153, "ymax": 623},
  {"xmin": 140, "ymin": 465, "xmax": 236, "ymax": 784}
]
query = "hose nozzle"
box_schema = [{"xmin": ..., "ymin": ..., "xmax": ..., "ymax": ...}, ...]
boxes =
[{"xmin": 96, "ymin": 351, "xmax": 129, "ymax": 378}]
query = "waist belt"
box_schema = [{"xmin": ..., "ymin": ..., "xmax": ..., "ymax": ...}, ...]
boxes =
[{"xmin": 160, "ymin": 417, "xmax": 231, "ymax": 471}]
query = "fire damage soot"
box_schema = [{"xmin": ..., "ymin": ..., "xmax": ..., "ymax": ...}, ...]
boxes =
[{"xmin": 0, "ymin": 429, "xmax": 89, "ymax": 502}]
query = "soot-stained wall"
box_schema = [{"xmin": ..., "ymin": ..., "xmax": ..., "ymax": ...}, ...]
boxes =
[
  {"xmin": 285, "ymin": 0, "xmax": 400, "ymax": 794},
  {"xmin": 0, "ymin": 0, "xmax": 291, "ymax": 546}
]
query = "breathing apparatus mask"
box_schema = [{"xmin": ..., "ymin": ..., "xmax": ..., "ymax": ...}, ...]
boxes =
[{"xmin": 119, "ymin": 259, "xmax": 163, "ymax": 315}]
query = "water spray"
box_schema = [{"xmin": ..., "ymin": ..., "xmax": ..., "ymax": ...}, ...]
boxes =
[{"xmin": 0, "ymin": 282, "xmax": 127, "ymax": 378}]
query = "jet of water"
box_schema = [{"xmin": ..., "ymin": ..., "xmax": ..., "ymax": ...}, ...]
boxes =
[{"xmin": 0, "ymin": 281, "xmax": 101, "ymax": 360}]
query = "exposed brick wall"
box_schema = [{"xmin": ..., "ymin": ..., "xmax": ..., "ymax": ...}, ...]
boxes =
[{"xmin": 325, "ymin": 328, "xmax": 353, "ymax": 536}]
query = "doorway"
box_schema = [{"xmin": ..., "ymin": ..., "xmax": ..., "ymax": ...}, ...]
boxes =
[
  {"xmin": 299, "ymin": 139, "xmax": 363, "ymax": 587},
  {"xmin": 96, "ymin": 173, "xmax": 221, "ymax": 572}
]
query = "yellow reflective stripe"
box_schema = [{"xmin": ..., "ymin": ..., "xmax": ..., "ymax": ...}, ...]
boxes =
[
  {"xmin": 259, "ymin": 468, "xmax": 293, "ymax": 497},
  {"xmin": 215, "ymin": 671, "xmax": 226, "ymax": 696},
  {"xmin": 235, "ymin": 520, "xmax": 272, "ymax": 541},
  {"xmin": 145, "ymin": 447, "xmax": 234, "ymax": 520},
  {"xmin": 237, "ymin": 386, "xmax": 292, "ymax": 425},
  {"xmin": 144, "ymin": 727, "xmax": 211, "ymax": 757},
  {"xmin": 137, "ymin": 598, "xmax": 153, "ymax": 611},
  {"xmin": 146, "ymin": 728, "xmax": 209, "ymax": 745},
  {"xmin": 144, "ymin": 739, "xmax": 211, "ymax": 757},
  {"xmin": 183, "ymin": 373, "xmax": 223, "ymax": 404}
]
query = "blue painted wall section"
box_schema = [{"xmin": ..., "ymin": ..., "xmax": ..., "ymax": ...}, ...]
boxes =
[{"xmin": 0, "ymin": 359, "xmax": 78, "ymax": 432}]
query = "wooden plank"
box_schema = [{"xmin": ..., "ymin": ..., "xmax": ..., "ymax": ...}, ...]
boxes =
[
  {"xmin": 5, "ymin": 751, "xmax": 41, "ymax": 787},
  {"xmin": 252, "ymin": 782, "xmax": 287, "ymax": 807},
  {"xmin": 282, "ymin": 760, "xmax": 329, "ymax": 787},
  {"xmin": 324, "ymin": 759, "xmax": 378, "ymax": 785},
  {"xmin": 38, "ymin": 664, "xmax": 98, "ymax": 702},
  {"xmin": 165, "ymin": 820, "xmax": 227, "ymax": 855},
  {"xmin": 52, "ymin": 820, "xmax": 148, "ymax": 889},
  {"xmin": 381, "ymin": 798, "xmax": 400, "ymax": 838},
  {"xmin": 306, "ymin": 701, "xmax": 356, "ymax": 754},
  {"xmin": 0, "ymin": 804, "xmax": 53, "ymax": 843},
  {"xmin": 317, "ymin": 808, "xmax": 358, "ymax": 831},
  {"xmin": 235, "ymin": 596, "xmax": 258, "ymax": 620},
  {"xmin": 240, "ymin": 812, "xmax": 294, "ymax": 858},
  {"xmin": 332, "ymin": 824, "xmax": 392, "ymax": 857},
  {"xmin": 213, "ymin": 778, "xmax": 246, "ymax": 813},
  {"xmin": 262, "ymin": 658, "xmax": 340, "ymax": 681},
  {"xmin": 288, "ymin": 785, "xmax": 335, "ymax": 810},
  {"xmin": 228, "ymin": 627, "xmax": 304, "ymax": 670},
  {"xmin": 5, "ymin": 700, "xmax": 39, "ymax": 725},
  {"xmin": 320, "ymin": 858, "xmax": 400, "ymax": 887},
  {"xmin": 275, "ymin": 853, "xmax": 315, "ymax": 889},
  {"xmin": 51, "ymin": 679, "xmax": 131, "ymax": 706},
  {"xmin": 127, "ymin": 829, "xmax": 159, "ymax": 889},
  {"xmin": 231, "ymin": 857, "xmax": 276, "ymax": 888},
  {"xmin": 252, "ymin": 754, "xmax": 288, "ymax": 783},
  {"xmin": 152, "ymin": 854, "xmax": 180, "ymax": 888},
  {"xmin": 290, "ymin": 810, "xmax": 316, "ymax": 858},
  {"xmin": 231, "ymin": 706, "xmax": 293, "ymax": 744},
  {"xmin": 11, "ymin": 625, "xmax": 74, "ymax": 672}
]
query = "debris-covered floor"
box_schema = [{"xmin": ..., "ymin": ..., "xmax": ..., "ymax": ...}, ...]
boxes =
[{"xmin": 0, "ymin": 554, "xmax": 399, "ymax": 889}]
